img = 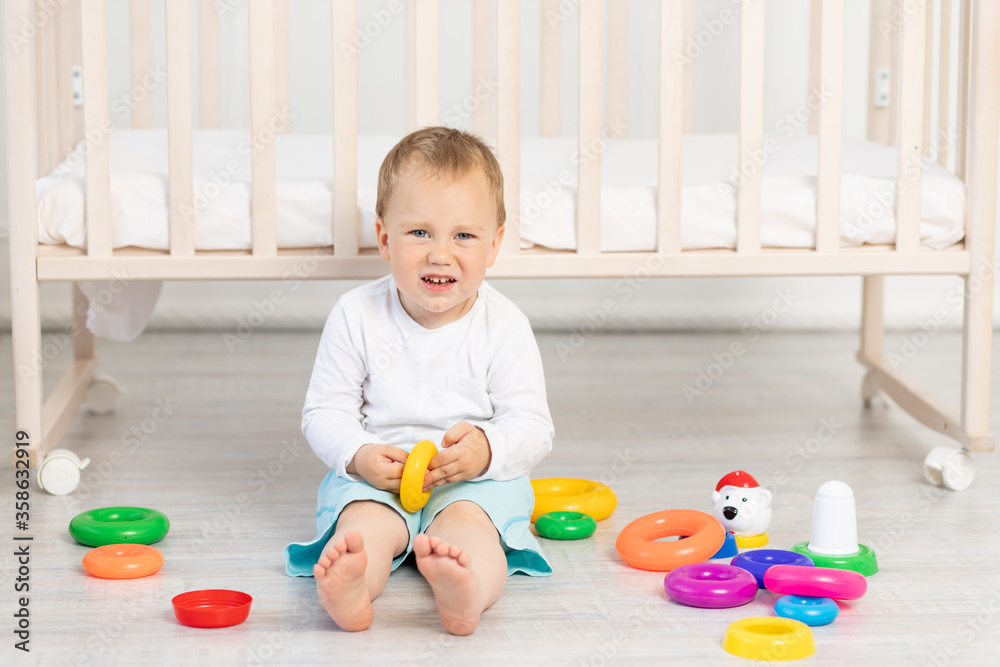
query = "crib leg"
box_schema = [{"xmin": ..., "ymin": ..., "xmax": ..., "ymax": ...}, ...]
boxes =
[
  {"xmin": 960, "ymin": 270, "xmax": 996, "ymax": 452},
  {"xmin": 859, "ymin": 276, "xmax": 884, "ymax": 407},
  {"xmin": 10, "ymin": 269, "xmax": 43, "ymax": 467}
]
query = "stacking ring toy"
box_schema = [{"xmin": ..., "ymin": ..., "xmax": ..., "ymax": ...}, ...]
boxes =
[
  {"xmin": 774, "ymin": 595, "xmax": 840, "ymax": 626},
  {"xmin": 764, "ymin": 564, "xmax": 868, "ymax": 600},
  {"xmin": 735, "ymin": 532, "xmax": 769, "ymax": 548},
  {"xmin": 172, "ymin": 590, "xmax": 253, "ymax": 628},
  {"xmin": 82, "ymin": 544, "xmax": 164, "ymax": 579},
  {"xmin": 69, "ymin": 507, "xmax": 170, "ymax": 547},
  {"xmin": 664, "ymin": 563, "xmax": 758, "ymax": 608},
  {"xmin": 530, "ymin": 478, "xmax": 617, "ymax": 522},
  {"xmin": 615, "ymin": 510, "xmax": 725, "ymax": 571},
  {"xmin": 723, "ymin": 617, "xmax": 815, "ymax": 661},
  {"xmin": 400, "ymin": 440, "xmax": 437, "ymax": 512},
  {"xmin": 535, "ymin": 512, "xmax": 597, "ymax": 540},
  {"xmin": 731, "ymin": 549, "xmax": 814, "ymax": 588}
]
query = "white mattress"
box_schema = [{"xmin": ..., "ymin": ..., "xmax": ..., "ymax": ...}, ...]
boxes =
[{"xmin": 36, "ymin": 130, "xmax": 966, "ymax": 252}]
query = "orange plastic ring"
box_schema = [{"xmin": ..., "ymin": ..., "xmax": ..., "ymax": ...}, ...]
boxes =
[
  {"xmin": 82, "ymin": 544, "xmax": 165, "ymax": 579},
  {"xmin": 616, "ymin": 510, "xmax": 726, "ymax": 572}
]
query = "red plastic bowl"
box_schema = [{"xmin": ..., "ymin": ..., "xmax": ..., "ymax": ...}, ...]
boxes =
[{"xmin": 172, "ymin": 590, "xmax": 253, "ymax": 628}]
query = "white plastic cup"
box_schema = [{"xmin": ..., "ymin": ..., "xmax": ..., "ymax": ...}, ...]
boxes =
[
  {"xmin": 923, "ymin": 446, "xmax": 975, "ymax": 491},
  {"xmin": 807, "ymin": 480, "xmax": 860, "ymax": 556},
  {"xmin": 37, "ymin": 449, "xmax": 91, "ymax": 496}
]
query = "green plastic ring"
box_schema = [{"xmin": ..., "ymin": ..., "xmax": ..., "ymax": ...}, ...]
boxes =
[
  {"xmin": 535, "ymin": 511, "xmax": 597, "ymax": 540},
  {"xmin": 69, "ymin": 507, "xmax": 170, "ymax": 547}
]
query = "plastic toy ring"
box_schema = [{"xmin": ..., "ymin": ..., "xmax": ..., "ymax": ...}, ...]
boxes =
[
  {"xmin": 774, "ymin": 595, "xmax": 840, "ymax": 626},
  {"xmin": 731, "ymin": 549, "xmax": 815, "ymax": 588},
  {"xmin": 82, "ymin": 544, "xmax": 164, "ymax": 579},
  {"xmin": 535, "ymin": 511, "xmax": 597, "ymax": 540},
  {"xmin": 530, "ymin": 478, "xmax": 617, "ymax": 522},
  {"xmin": 723, "ymin": 617, "xmax": 816, "ymax": 661},
  {"xmin": 615, "ymin": 509, "xmax": 725, "ymax": 571},
  {"xmin": 763, "ymin": 564, "xmax": 868, "ymax": 601},
  {"xmin": 69, "ymin": 507, "xmax": 170, "ymax": 547},
  {"xmin": 664, "ymin": 563, "xmax": 758, "ymax": 608},
  {"xmin": 399, "ymin": 440, "xmax": 438, "ymax": 513}
]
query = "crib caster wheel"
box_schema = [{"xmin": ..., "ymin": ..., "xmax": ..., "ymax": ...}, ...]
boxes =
[
  {"xmin": 861, "ymin": 372, "xmax": 882, "ymax": 408},
  {"xmin": 923, "ymin": 446, "xmax": 975, "ymax": 491},
  {"xmin": 86, "ymin": 375, "xmax": 121, "ymax": 415},
  {"xmin": 37, "ymin": 448, "xmax": 91, "ymax": 496}
]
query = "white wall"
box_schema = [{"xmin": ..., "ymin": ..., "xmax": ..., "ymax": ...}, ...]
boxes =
[{"xmin": 2, "ymin": 0, "xmax": 999, "ymax": 335}]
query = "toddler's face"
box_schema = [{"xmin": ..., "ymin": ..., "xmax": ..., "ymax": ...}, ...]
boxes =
[{"xmin": 376, "ymin": 169, "xmax": 504, "ymax": 329}]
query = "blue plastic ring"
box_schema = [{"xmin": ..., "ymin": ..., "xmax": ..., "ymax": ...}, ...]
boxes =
[
  {"xmin": 774, "ymin": 595, "xmax": 840, "ymax": 626},
  {"xmin": 731, "ymin": 549, "xmax": 814, "ymax": 588}
]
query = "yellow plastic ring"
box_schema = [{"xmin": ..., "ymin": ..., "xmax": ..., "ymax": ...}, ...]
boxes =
[
  {"xmin": 530, "ymin": 478, "xmax": 617, "ymax": 523},
  {"xmin": 735, "ymin": 532, "xmax": 769, "ymax": 548},
  {"xmin": 399, "ymin": 440, "xmax": 438, "ymax": 513},
  {"xmin": 722, "ymin": 617, "xmax": 816, "ymax": 661}
]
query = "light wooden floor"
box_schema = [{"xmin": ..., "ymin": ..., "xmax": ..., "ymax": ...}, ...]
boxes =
[{"xmin": 1, "ymin": 328, "xmax": 998, "ymax": 666}]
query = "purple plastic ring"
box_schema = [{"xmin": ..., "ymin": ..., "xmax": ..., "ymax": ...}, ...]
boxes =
[
  {"xmin": 731, "ymin": 549, "xmax": 815, "ymax": 588},
  {"xmin": 664, "ymin": 563, "xmax": 758, "ymax": 609}
]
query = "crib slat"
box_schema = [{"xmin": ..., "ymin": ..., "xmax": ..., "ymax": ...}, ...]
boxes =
[
  {"xmin": 274, "ymin": 0, "xmax": 290, "ymax": 133},
  {"xmin": 249, "ymin": 0, "xmax": 277, "ymax": 257},
  {"xmin": 657, "ymin": 0, "xmax": 683, "ymax": 255},
  {"xmin": 962, "ymin": 0, "xmax": 1000, "ymax": 437},
  {"xmin": 808, "ymin": 0, "xmax": 820, "ymax": 135},
  {"xmin": 496, "ymin": 0, "xmax": 520, "ymax": 254},
  {"xmin": 576, "ymin": 0, "xmax": 602, "ymax": 256},
  {"xmin": 816, "ymin": 0, "xmax": 845, "ymax": 254},
  {"xmin": 956, "ymin": 0, "xmax": 971, "ymax": 179},
  {"xmin": 56, "ymin": 0, "xmax": 74, "ymax": 160},
  {"xmin": 413, "ymin": 0, "xmax": 439, "ymax": 127},
  {"xmin": 609, "ymin": 0, "xmax": 628, "ymax": 137},
  {"xmin": 199, "ymin": 0, "xmax": 221, "ymax": 128},
  {"xmin": 867, "ymin": 0, "xmax": 893, "ymax": 144},
  {"xmin": 895, "ymin": 0, "xmax": 927, "ymax": 253},
  {"xmin": 5, "ymin": 0, "xmax": 44, "ymax": 446},
  {"xmin": 81, "ymin": 0, "xmax": 113, "ymax": 258},
  {"xmin": 405, "ymin": 0, "xmax": 415, "ymax": 131},
  {"xmin": 130, "ymin": 0, "xmax": 153, "ymax": 129},
  {"xmin": 332, "ymin": 0, "xmax": 358, "ymax": 256},
  {"xmin": 473, "ymin": 0, "xmax": 494, "ymax": 137},
  {"xmin": 923, "ymin": 0, "xmax": 934, "ymax": 155},
  {"xmin": 683, "ymin": 0, "xmax": 696, "ymax": 133},
  {"xmin": 165, "ymin": 0, "xmax": 195, "ymax": 257},
  {"xmin": 540, "ymin": 0, "xmax": 560, "ymax": 137},
  {"xmin": 35, "ymin": 17, "xmax": 48, "ymax": 176},
  {"xmin": 45, "ymin": 5, "xmax": 59, "ymax": 172},
  {"xmin": 938, "ymin": 0, "xmax": 951, "ymax": 168},
  {"xmin": 737, "ymin": 0, "xmax": 764, "ymax": 254}
]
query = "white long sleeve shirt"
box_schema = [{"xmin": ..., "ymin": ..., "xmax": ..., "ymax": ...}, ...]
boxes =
[{"xmin": 302, "ymin": 275, "xmax": 554, "ymax": 482}]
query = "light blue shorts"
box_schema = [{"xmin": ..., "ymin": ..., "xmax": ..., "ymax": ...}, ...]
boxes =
[{"xmin": 284, "ymin": 471, "xmax": 552, "ymax": 578}]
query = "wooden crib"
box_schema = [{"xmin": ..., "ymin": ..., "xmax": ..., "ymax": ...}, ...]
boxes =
[{"xmin": 5, "ymin": 0, "xmax": 999, "ymax": 486}]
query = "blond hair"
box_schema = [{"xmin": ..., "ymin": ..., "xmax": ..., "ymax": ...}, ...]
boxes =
[{"xmin": 376, "ymin": 127, "xmax": 505, "ymax": 226}]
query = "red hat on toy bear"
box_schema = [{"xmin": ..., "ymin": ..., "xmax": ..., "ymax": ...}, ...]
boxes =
[{"xmin": 712, "ymin": 470, "xmax": 761, "ymax": 502}]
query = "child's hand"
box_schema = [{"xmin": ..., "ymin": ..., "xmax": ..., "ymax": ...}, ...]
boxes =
[
  {"xmin": 347, "ymin": 444, "xmax": 409, "ymax": 492},
  {"xmin": 423, "ymin": 422, "xmax": 492, "ymax": 491}
]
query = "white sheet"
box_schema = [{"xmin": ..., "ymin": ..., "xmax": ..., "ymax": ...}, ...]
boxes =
[{"xmin": 37, "ymin": 130, "xmax": 966, "ymax": 253}]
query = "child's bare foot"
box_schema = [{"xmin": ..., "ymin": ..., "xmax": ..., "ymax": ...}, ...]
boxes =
[
  {"xmin": 414, "ymin": 534, "xmax": 482, "ymax": 636},
  {"xmin": 314, "ymin": 530, "xmax": 373, "ymax": 631}
]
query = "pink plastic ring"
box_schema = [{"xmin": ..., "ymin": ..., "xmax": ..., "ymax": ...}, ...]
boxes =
[
  {"xmin": 664, "ymin": 563, "xmax": 758, "ymax": 608},
  {"xmin": 763, "ymin": 564, "xmax": 868, "ymax": 601}
]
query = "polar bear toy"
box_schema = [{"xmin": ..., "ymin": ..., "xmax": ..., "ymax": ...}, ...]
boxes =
[{"xmin": 711, "ymin": 470, "xmax": 772, "ymax": 536}]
